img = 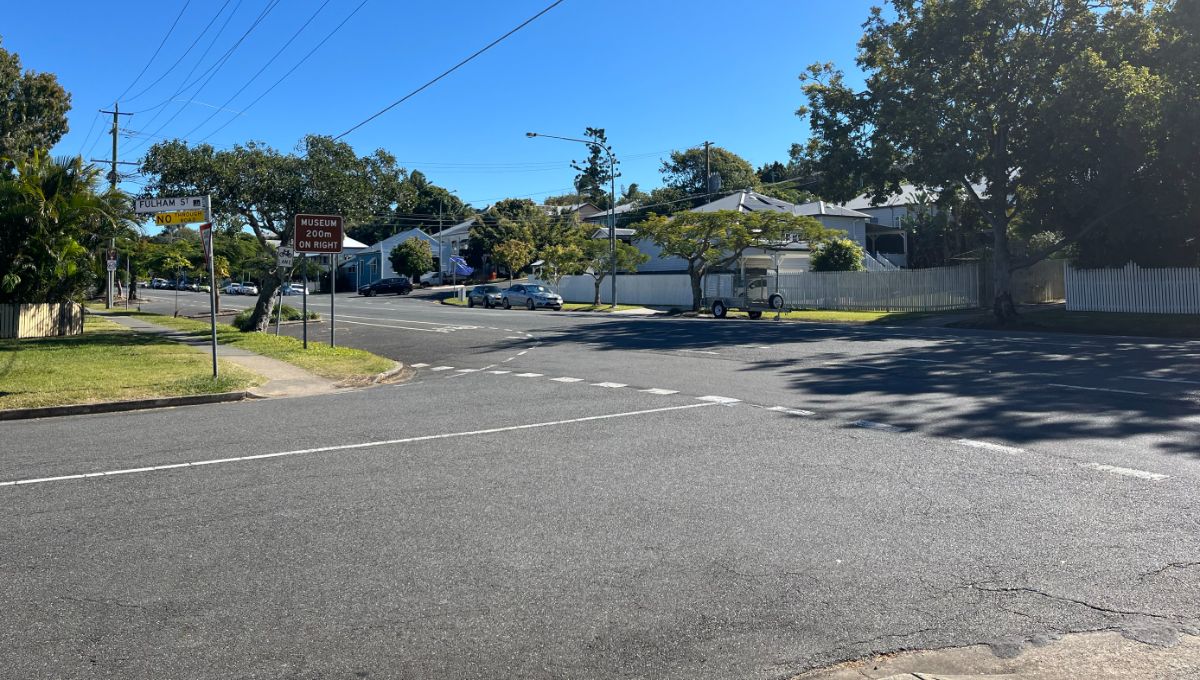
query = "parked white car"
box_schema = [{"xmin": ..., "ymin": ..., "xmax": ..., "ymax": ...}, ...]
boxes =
[
  {"xmin": 222, "ymin": 283, "xmax": 243, "ymax": 295},
  {"xmin": 420, "ymin": 271, "xmax": 448, "ymax": 287}
]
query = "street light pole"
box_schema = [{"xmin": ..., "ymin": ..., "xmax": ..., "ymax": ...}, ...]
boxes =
[{"xmin": 526, "ymin": 132, "xmax": 618, "ymax": 310}]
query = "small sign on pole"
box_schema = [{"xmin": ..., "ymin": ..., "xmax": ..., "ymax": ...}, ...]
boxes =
[
  {"xmin": 135, "ymin": 195, "xmax": 208, "ymax": 214},
  {"xmin": 154, "ymin": 209, "xmax": 207, "ymax": 226},
  {"xmin": 277, "ymin": 246, "xmax": 294, "ymax": 269},
  {"xmin": 106, "ymin": 259, "xmax": 118, "ymax": 272}
]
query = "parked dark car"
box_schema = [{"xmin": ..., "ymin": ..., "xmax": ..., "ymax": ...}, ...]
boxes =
[
  {"xmin": 467, "ymin": 284, "xmax": 503, "ymax": 308},
  {"xmin": 358, "ymin": 277, "xmax": 413, "ymax": 296}
]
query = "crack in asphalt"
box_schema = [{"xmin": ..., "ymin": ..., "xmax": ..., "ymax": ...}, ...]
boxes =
[
  {"xmin": 968, "ymin": 583, "xmax": 1190, "ymax": 623},
  {"xmin": 1141, "ymin": 561, "xmax": 1200, "ymax": 579}
]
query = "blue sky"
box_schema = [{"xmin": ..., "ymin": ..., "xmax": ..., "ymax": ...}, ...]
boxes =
[{"xmin": 6, "ymin": 0, "xmax": 876, "ymax": 209}]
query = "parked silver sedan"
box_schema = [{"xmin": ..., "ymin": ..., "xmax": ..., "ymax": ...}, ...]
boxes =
[{"xmin": 501, "ymin": 283, "xmax": 563, "ymax": 311}]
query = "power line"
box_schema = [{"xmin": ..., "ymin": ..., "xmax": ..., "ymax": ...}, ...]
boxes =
[
  {"xmin": 124, "ymin": 0, "xmax": 237, "ymax": 107},
  {"xmin": 115, "ymin": 0, "xmax": 192, "ymax": 103},
  {"xmin": 333, "ymin": 0, "xmax": 567, "ymax": 141},
  {"xmin": 74, "ymin": 111, "xmax": 104, "ymax": 157},
  {"xmin": 179, "ymin": 0, "xmax": 335, "ymax": 141},
  {"xmin": 127, "ymin": 0, "xmax": 281, "ymax": 155},
  {"xmin": 198, "ymin": 0, "xmax": 372, "ymax": 144}
]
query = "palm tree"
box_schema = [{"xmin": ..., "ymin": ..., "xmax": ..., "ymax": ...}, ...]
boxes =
[{"xmin": 0, "ymin": 150, "xmax": 131, "ymax": 303}]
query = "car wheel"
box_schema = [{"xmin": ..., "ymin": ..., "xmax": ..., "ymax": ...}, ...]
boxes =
[
  {"xmin": 484, "ymin": 300, "xmax": 492, "ymax": 309},
  {"xmin": 468, "ymin": 298, "xmax": 475, "ymax": 308},
  {"xmin": 526, "ymin": 299, "xmax": 535, "ymax": 311},
  {"xmin": 552, "ymin": 306, "xmax": 561, "ymax": 311},
  {"xmin": 503, "ymin": 298, "xmax": 511, "ymax": 309},
  {"xmin": 712, "ymin": 300, "xmax": 727, "ymax": 318},
  {"xmin": 748, "ymin": 310, "xmax": 763, "ymax": 320}
]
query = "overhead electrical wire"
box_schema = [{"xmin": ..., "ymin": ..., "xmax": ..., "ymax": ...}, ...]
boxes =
[
  {"xmin": 332, "ymin": 0, "xmax": 567, "ymax": 141},
  {"xmin": 115, "ymin": 0, "xmax": 193, "ymax": 103},
  {"xmin": 126, "ymin": 0, "xmax": 282, "ymax": 154},
  {"xmin": 198, "ymin": 0, "xmax": 372, "ymax": 144},
  {"xmin": 74, "ymin": 111, "xmax": 103, "ymax": 157},
  {"xmin": 123, "ymin": 0, "xmax": 236, "ymax": 107},
  {"xmin": 179, "ymin": 0, "xmax": 335, "ymax": 141}
]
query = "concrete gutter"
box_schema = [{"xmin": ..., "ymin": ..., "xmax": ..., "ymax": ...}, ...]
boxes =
[{"xmin": 0, "ymin": 391, "xmax": 250, "ymax": 421}]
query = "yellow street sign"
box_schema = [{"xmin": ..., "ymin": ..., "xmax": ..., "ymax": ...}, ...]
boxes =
[{"xmin": 154, "ymin": 209, "xmax": 206, "ymax": 226}]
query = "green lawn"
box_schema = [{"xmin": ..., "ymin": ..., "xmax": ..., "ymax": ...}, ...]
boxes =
[
  {"xmin": 102, "ymin": 310, "xmax": 395, "ymax": 380},
  {"xmin": 949, "ymin": 307, "xmax": 1200, "ymax": 338},
  {"xmin": 0, "ymin": 316, "xmax": 261, "ymax": 410}
]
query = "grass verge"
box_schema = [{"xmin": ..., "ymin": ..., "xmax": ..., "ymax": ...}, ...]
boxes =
[
  {"xmin": 101, "ymin": 310, "xmax": 395, "ymax": 380},
  {"xmin": 949, "ymin": 307, "xmax": 1200, "ymax": 339},
  {"xmin": 0, "ymin": 316, "xmax": 261, "ymax": 410},
  {"xmin": 718, "ymin": 309, "xmax": 942, "ymax": 324}
]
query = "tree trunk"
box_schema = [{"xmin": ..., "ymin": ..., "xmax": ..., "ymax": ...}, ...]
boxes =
[
  {"xmin": 248, "ymin": 276, "xmax": 281, "ymax": 332},
  {"xmin": 593, "ymin": 276, "xmax": 602, "ymax": 306},
  {"xmin": 991, "ymin": 219, "xmax": 1018, "ymax": 323},
  {"xmin": 689, "ymin": 268, "xmax": 703, "ymax": 312},
  {"xmin": 129, "ymin": 278, "xmax": 138, "ymax": 302}
]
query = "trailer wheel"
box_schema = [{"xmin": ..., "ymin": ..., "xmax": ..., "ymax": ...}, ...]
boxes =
[
  {"xmin": 711, "ymin": 300, "xmax": 727, "ymax": 318},
  {"xmin": 748, "ymin": 310, "xmax": 763, "ymax": 320},
  {"xmin": 769, "ymin": 293, "xmax": 785, "ymax": 310}
]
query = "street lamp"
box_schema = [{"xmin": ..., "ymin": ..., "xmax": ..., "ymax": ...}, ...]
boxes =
[{"xmin": 526, "ymin": 131, "xmax": 618, "ymax": 310}]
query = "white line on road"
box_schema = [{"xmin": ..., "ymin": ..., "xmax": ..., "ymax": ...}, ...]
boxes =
[
  {"xmin": 0, "ymin": 403, "xmax": 721, "ymax": 489},
  {"xmin": 515, "ymin": 372, "xmax": 543, "ymax": 378},
  {"xmin": 337, "ymin": 314, "xmax": 478, "ymax": 329},
  {"xmin": 955, "ymin": 439, "xmax": 1027, "ymax": 455},
  {"xmin": 641, "ymin": 388, "xmax": 679, "ymax": 395},
  {"xmin": 430, "ymin": 366, "xmax": 454, "ymax": 372},
  {"xmin": 339, "ymin": 320, "xmax": 455, "ymax": 333},
  {"xmin": 455, "ymin": 368, "xmax": 481, "ymax": 373},
  {"xmin": 1080, "ymin": 463, "xmax": 1168, "ymax": 481},
  {"xmin": 409, "ymin": 363, "xmax": 429, "ymax": 368},
  {"xmin": 697, "ymin": 395, "xmax": 741, "ymax": 404},
  {"xmin": 550, "ymin": 377, "xmax": 584, "ymax": 383},
  {"xmin": 1122, "ymin": 376, "xmax": 1200, "ymax": 386},
  {"xmin": 852, "ymin": 420, "xmax": 906, "ymax": 432},
  {"xmin": 591, "ymin": 382, "xmax": 628, "ymax": 388},
  {"xmin": 767, "ymin": 405, "xmax": 816, "ymax": 417},
  {"xmin": 517, "ymin": 350, "xmax": 528, "ymax": 356},
  {"xmin": 487, "ymin": 370, "xmax": 511, "ymax": 375},
  {"xmin": 1049, "ymin": 383, "xmax": 1149, "ymax": 396},
  {"xmin": 679, "ymin": 349, "xmax": 720, "ymax": 355},
  {"xmin": 833, "ymin": 363, "xmax": 893, "ymax": 371}
]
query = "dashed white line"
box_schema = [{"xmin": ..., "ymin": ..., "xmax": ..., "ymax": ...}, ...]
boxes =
[
  {"xmin": 679, "ymin": 349, "xmax": 720, "ymax": 355},
  {"xmin": 767, "ymin": 405, "xmax": 816, "ymax": 417},
  {"xmin": 517, "ymin": 350, "xmax": 528, "ymax": 356},
  {"xmin": 641, "ymin": 388, "xmax": 679, "ymax": 395},
  {"xmin": 515, "ymin": 372, "xmax": 543, "ymax": 378},
  {"xmin": 1122, "ymin": 376, "xmax": 1200, "ymax": 386},
  {"xmin": 697, "ymin": 395, "xmax": 741, "ymax": 404},
  {"xmin": 410, "ymin": 363, "xmax": 430, "ymax": 368},
  {"xmin": 852, "ymin": 420, "xmax": 906, "ymax": 432},
  {"xmin": 1049, "ymin": 383, "xmax": 1148, "ymax": 396},
  {"xmin": 430, "ymin": 366, "xmax": 454, "ymax": 372},
  {"xmin": 1080, "ymin": 463, "xmax": 1168, "ymax": 481},
  {"xmin": 550, "ymin": 377, "xmax": 584, "ymax": 383},
  {"xmin": 896, "ymin": 357, "xmax": 942, "ymax": 364},
  {"xmin": 0, "ymin": 403, "xmax": 722, "ymax": 488},
  {"xmin": 955, "ymin": 439, "xmax": 1026, "ymax": 455},
  {"xmin": 455, "ymin": 368, "xmax": 481, "ymax": 373},
  {"xmin": 591, "ymin": 382, "xmax": 628, "ymax": 388},
  {"xmin": 487, "ymin": 370, "xmax": 511, "ymax": 375}
]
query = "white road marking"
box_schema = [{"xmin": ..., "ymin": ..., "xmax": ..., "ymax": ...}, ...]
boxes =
[
  {"xmin": 1049, "ymin": 383, "xmax": 1148, "ymax": 396},
  {"xmin": 852, "ymin": 420, "xmax": 906, "ymax": 432},
  {"xmin": 895, "ymin": 357, "xmax": 942, "ymax": 364},
  {"xmin": 591, "ymin": 382, "xmax": 628, "ymax": 388},
  {"xmin": 505, "ymin": 336, "xmax": 524, "ymax": 339},
  {"xmin": 337, "ymin": 314, "xmax": 478, "ymax": 329},
  {"xmin": 517, "ymin": 350, "xmax": 528, "ymax": 356},
  {"xmin": 488, "ymin": 370, "xmax": 511, "ymax": 375},
  {"xmin": 834, "ymin": 362, "xmax": 893, "ymax": 371},
  {"xmin": 955, "ymin": 439, "xmax": 1027, "ymax": 455},
  {"xmin": 679, "ymin": 349, "xmax": 720, "ymax": 355},
  {"xmin": 767, "ymin": 405, "xmax": 816, "ymax": 417},
  {"xmin": 455, "ymin": 368, "xmax": 481, "ymax": 373},
  {"xmin": 0, "ymin": 403, "xmax": 721, "ymax": 488},
  {"xmin": 1123, "ymin": 376, "xmax": 1200, "ymax": 386},
  {"xmin": 550, "ymin": 377, "xmax": 584, "ymax": 383},
  {"xmin": 339, "ymin": 319, "xmax": 456, "ymax": 333},
  {"xmin": 430, "ymin": 366, "xmax": 454, "ymax": 372},
  {"xmin": 697, "ymin": 395, "xmax": 741, "ymax": 404},
  {"xmin": 410, "ymin": 363, "xmax": 430, "ymax": 368},
  {"xmin": 515, "ymin": 372, "xmax": 543, "ymax": 378},
  {"xmin": 1080, "ymin": 463, "xmax": 1168, "ymax": 481},
  {"xmin": 641, "ymin": 388, "xmax": 679, "ymax": 395}
]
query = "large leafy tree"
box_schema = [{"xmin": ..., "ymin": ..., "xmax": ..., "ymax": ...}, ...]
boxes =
[
  {"xmin": 389, "ymin": 238, "xmax": 433, "ymax": 280},
  {"xmin": 0, "ymin": 152, "xmax": 130, "ymax": 303},
  {"xmin": 633, "ymin": 210, "xmax": 834, "ymax": 311},
  {"xmin": 140, "ymin": 135, "xmax": 406, "ymax": 330},
  {"xmin": 349, "ymin": 170, "xmax": 467, "ymax": 244},
  {"xmin": 492, "ymin": 239, "xmax": 535, "ymax": 284},
  {"xmin": 578, "ymin": 239, "xmax": 649, "ymax": 306},
  {"xmin": 796, "ymin": 0, "xmax": 1186, "ymax": 321},
  {"xmin": 658, "ymin": 146, "xmax": 759, "ymax": 205},
  {"xmin": 0, "ymin": 39, "xmax": 70, "ymax": 163}
]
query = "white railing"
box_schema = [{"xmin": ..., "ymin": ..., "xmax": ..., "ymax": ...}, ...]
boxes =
[
  {"xmin": 1065, "ymin": 263, "xmax": 1200, "ymax": 314},
  {"xmin": 862, "ymin": 251, "xmax": 900, "ymax": 271}
]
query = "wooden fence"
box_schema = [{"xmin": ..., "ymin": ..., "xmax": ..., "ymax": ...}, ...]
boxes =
[
  {"xmin": 772, "ymin": 264, "xmax": 980, "ymax": 312},
  {"xmin": 0, "ymin": 303, "xmax": 85, "ymax": 339},
  {"xmin": 1065, "ymin": 263, "xmax": 1200, "ymax": 314}
]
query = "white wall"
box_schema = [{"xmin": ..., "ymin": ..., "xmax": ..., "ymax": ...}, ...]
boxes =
[{"xmin": 535, "ymin": 274, "xmax": 705, "ymax": 307}]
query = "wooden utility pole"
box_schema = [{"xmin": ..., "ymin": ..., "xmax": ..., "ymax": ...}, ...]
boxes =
[{"xmin": 95, "ymin": 103, "xmax": 134, "ymax": 308}]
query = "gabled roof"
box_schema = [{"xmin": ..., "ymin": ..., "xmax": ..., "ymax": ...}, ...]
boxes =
[
  {"xmin": 582, "ymin": 203, "xmax": 639, "ymax": 223},
  {"xmin": 437, "ymin": 216, "xmax": 478, "ymax": 239},
  {"xmin": 792, "ymin": 200, "xmax": 872, "ymax": 219}
]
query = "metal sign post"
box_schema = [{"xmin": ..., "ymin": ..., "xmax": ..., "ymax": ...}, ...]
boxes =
[
  {"xmin": 200, "ymin": 211, "xmax": 217, "ymax": 378},
  {"xmin": 302, "ymin": 254, "xmax": 309, "ymax": 349},
  {"xmin": 329, "ymin": 254, "xmax": 336, "ymax": 348}
]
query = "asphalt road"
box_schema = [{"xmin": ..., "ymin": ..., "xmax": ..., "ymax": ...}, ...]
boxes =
[{"xmin": 5, "ymin": 288, "xmax": 1199, "ymax": 678}]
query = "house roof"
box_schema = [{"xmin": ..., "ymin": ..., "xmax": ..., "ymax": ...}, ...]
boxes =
[
  {"xmin": 792, "ymin": 200, "xmax": 872, "ymax": 219},
  {"xmin": 692, "ymin": 189, "xmax": 797, "ymax": 214},
  {"xmin": 436, "ymin": 216, "xmax": 477, "ymax": 239},
  {"xmin": 367, "ymin": 228, "xmax": 435, "ymax": 252},
  {"xmin": 582, "ymin": 203, "xmax": 639, "ymax": 222},
  {"xmin": 589, "ymin": 227, "xmax": 637, "ymax": 239},
  {"xmin": 841, "ymin": 182, "xmax": 988, "ymax": 210}
]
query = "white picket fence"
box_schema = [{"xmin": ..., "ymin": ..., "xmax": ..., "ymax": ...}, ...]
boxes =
[
  {"xmin": 1065, "ymin": 263, "xmax": 1200, "ymax": 314},
  {"xmin": 537, "ymin": 274, "xmax": 705, "ymax": 307}
]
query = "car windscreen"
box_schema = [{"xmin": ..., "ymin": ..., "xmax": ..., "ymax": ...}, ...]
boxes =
[{"xmin": 526, "ymin": 285, "xmax": 548, "ymax": 293}]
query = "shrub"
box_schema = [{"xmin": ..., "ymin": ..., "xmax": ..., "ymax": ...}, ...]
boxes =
[
  {"xmin": 810, "ymin": 238, "xmax": 866, "ymax": 272},
  {"xmin": 232, "ymin": 304, "xmax": 317, "ymax": 331}
]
